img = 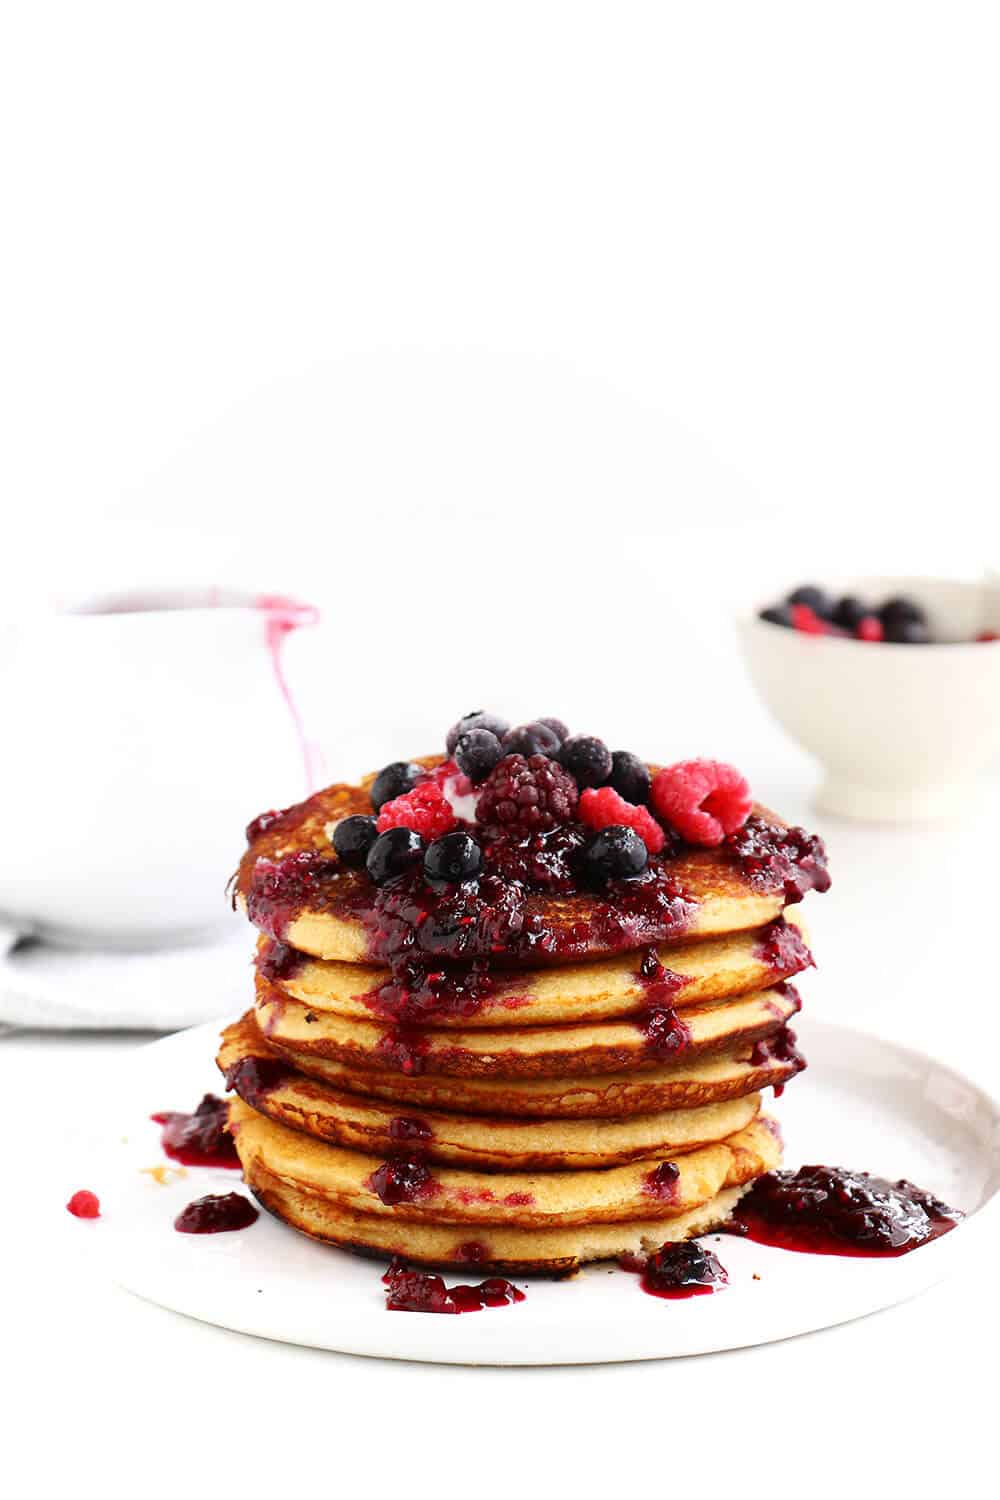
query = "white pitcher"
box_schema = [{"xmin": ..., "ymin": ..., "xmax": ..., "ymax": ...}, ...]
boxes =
[{"xmin": 0, "ymin": 589, "xmax": 319, "ymax": 947}]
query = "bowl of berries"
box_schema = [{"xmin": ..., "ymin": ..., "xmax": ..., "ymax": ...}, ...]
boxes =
[{"xmin": 739, "ymin": 575, "xmax": 1000, "ymax": 823}]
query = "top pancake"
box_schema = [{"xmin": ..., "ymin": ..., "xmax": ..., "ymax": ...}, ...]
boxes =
[{"xmin": 235, "ymin": 758, "xmax": 819, "ymax": 965}]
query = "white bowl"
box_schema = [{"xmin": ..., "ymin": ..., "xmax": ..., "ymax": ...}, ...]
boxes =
[{"xmin": 738, "ymin": 575, "xmax": 1000, "ymax": 822}]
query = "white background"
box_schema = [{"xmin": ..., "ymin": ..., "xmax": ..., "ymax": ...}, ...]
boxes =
[{"xmin": 2, "ymin": 3, "xmax": 998, "ymax": 1495}]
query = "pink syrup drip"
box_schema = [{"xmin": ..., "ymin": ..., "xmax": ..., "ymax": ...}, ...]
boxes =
[{"xmin": 257, "ymin": 594, "xmax": 322, "ymax": 792}]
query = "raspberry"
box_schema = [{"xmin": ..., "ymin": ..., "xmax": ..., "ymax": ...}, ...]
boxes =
[
  {"xmin": 475, "ymin": 754, "xmax": 579, "ymax": 834},
  {"xmin": 579, "ymin": 786, "xmax": 665, "ymax": 853},
  {"xmin": 856, "ymin": 615, "xmax": 884, "ymax": 642},
  {"xmin": 66, "ymin": 1189, "xmax": 100, "ymax": 1219},
  {"xmin": 790, "ymin": 603, "xmax": 827, "ymax": 635},
  {"xmin": 376, "ymin": 782, "xmax": 456, "ymax": 840},
  {"xmin": 650, "ymin": 760, "xmax": 752, "ymax": 847}
]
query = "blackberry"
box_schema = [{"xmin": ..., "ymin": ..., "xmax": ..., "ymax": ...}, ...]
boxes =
[
  {"xmin": 579, "ymin": 825, "xmax": 648, "ymax": 882},
  {"xmin": 832, "ymin": 595, "xmax": 869, "ymax": 632},
  {"xmin": 370, "ymin": 761, "xmax": 422, "ymax": 812},
  {"xmin": 559, "ymin": 734, "xmax": 612, "ymax": 788},
  {"xmin": 502, "ymin": 721, "xmax": 562, "ymax": 758},
  {"xmin": 446, "ymin": 711, "xmax": 510, "ymax": 755},
  {"xmin": 608, "ymin": 750, "xmax": 650, "ymax": 805},
  {"xmin": 455, "ymin": 728, "xmax": 503, "ymax": 783},
  {"xmin": 786, "ymin": 585, "xmax": 832, "ymax": 619},
  {"xmin": 332, "ymin": 814, "xmax": 378, "ymax": 867},
  {"xmin": 366, "ymin": 827, "xmax": 425, "ymax": 885},
  {"xmin": 880, "ymin": 596, "xmax": 926, "ymax": 631},
  {"xmin": 476, "ymin": 754, "xmax": 579, "ymax": 834},
  {"xmin": 424, "ymin": 832, "xmax": 483, "ymax": 884}
]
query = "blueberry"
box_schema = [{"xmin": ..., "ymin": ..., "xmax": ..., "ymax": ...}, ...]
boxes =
[
  {"xmin": 880, "ymin": 596, "xmax": 927, "ymax": 632},
  {"xmin": 332, "ymin": 814, "xmax": 378, "ymax": 867},
  {"xmin": 884, "ymin": 618, "xmax": 931, "ymax": 645},
  {"xmin": 560, "ymin": 734, "xmax": 613, "ymax": 788},
  {"xmin": 759, "ymin": 604, "xmax": 792, "ymax": 627},
  {"xmin": 580, "ymin": 825, "xmax": 648, "ymax": 882},
  {"xmin": 446, "ymin": 711, "xmax": 510, "ymax": 755},
  {"xmin": 829, "ymin": 596, "xmax": 867, "ymax": 632},
  {"xmin": 536, "ymin": 717, "xmax": 570, "ymax": 743},
  {"xmin": 424, "ymin": 831, "xmax": 482, "ymax": 884},
  {"xmin": 608, "ymin": 751, "xmax": 650, "ymax": 805},
  {"xmin": 370, "ymin": 761, "xmax": 422, "ymax": 812},
  {"xmin": 502, "ymin": 720, "xmax": 562, "ymax": 757},
  {"xmin": 366, "ymin": 827, "xmax": 425, "ymax": 885},
  {"xmin": 455, "ymin": 728, "xmax": 503, "ymax": 783},
  {"xmin": 786, "ymin": 585, "xmax": 832, "ymax": 619}
]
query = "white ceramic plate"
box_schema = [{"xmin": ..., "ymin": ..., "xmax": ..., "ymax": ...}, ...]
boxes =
[{"xmin": 96, "ymin": 1017, "xmax": 1000, "ymax": 1365}]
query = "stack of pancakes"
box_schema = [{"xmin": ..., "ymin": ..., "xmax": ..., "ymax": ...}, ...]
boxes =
[{"xmin": 220, "ymin": 770, "xmax": 821, "ymax": 1276}]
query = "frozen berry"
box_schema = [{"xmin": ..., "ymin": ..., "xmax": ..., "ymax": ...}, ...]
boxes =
[
  {"xmin": 455, "ymin": 728, "xmax": 503, "ymax": 783},
  {"xmin": 502, "ymin": 721, "xmax": 562, "ymax": 757},
  {"xmin": 66, "ymin": 1189, "xmax": 100, "ymax": 1219},
  {"xmin": 580, "ymin": 825, "xmax": 648, "ymax": 882},
  {"xmin": 856, "ymin": 615, "xmax": 884, "ymax": 642},
  {"xmin": 651, "ymin": 759, "xmax": 752, "ymax": 847},
  {"xmin": 759, "ymin": 604, "xmax": 792, "ymax": 627},
  {"xmin": 789, "ymin": 603, "xmax": 827, "ymax": 636},
  {"xmin": 476, "ymin": 754, "xmax": 579, "ymax": 834},
  {"xmin": 608, "ymin": 750, "xmax": 650, "ymax": 805},
  {"xmin": 579, "ymin": 786, "xmax": 665, "ymax": 854},
  {"xmin": 370, "ymin": 761, "xmax": 423, "ymax": 812},
  {"xmin": 424, "ymin": 831, "xmax": 482, "ymax": 884},
  {"xmin": 446, "ymin": 711, "xmax": 510, "ymax": 755},
  {"xmin": 880, "ymin": 596, "xmax": 926, "ymax": 632},
  {"xmin": 366, "ymin": 827, "xmax": 426, "ymax": 885},
  {"xmin": 832, "ymin": 595, "xmax": 869, "ymax": 631},
  {"xmin": 537, "ymin": 717, "xmax": 570, "ymax": 743},
  {"xmin": 786, "ymin": 585, "xmax": 831, "ymax": 618},
  {"xmin": 376, "ymin": 782, "xmax": 456, "ymax": 840},
  {"xmin": 332, "ymin": 814, "xmax": 379, "ymax": 867},
  {"xmin": 560, "ymin": 734, "xmax": 612, "ymax": 788},
  {"xmin": 885, "ymin": 618, "xmax": 930, "ymax": 645}
]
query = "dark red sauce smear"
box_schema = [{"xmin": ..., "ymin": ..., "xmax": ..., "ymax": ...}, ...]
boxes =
[
  {"xmin": 223, "ymin": 1056, "xmax": 292, "ymax": 1111},
  {"xmin": 388, "ymin": 1116, "xmax": 433, "ymax": 1146},
  {"xmin": 635, "ymin": 946, "xmax": 692, "ymax": 1058},
  {"xmin": 621, "ymin": 1241, "xmax": 728, "ymax": 1299},
  {"xmin": 151, "ymin": 1095, "xmax": 240, "ymax": 1168},
  {"xmin": 256, "ymin": 938, "xmax": 305, "ymax": 983},
  {"xmin": 382, "ymin": 1258, "xmax": 525, "ymax": 1314},
  {"xmin": 731, "ymin": 1166, "xmax": 961, "ymax": 1256},
  {"xmin": 366, "ymin": 1159, "xmax": 438, "ymax": 1205},
  {"xmin": 749, "ymin": 1025, "xmax": 807, "ymax": 1097},
  {"xmin": 755, "ymin": 916, "xmax": 814, "ymax": 977},
  {"xmin": 174, "ymin": 1192, "xmax": 259, "ymax": 1234}
]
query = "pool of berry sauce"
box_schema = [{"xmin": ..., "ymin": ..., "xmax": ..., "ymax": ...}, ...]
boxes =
[
  {"xmin": 151, "ymin": 1095, "xmax": 240, "ymax": 1168},
  {"xmin": 620, "ymin": 1241, "xmax": 728, "ymax": 1299},
  {"xmin": 727, "ymin": 1166, "xmax": 961, "ymax": 1257},
  {"xmin": 382, "ymin": 1259, "xmax": 525, "ymax": 1314},
  {"xmin": 174, "ymin": 1193, "xmax": 259, "ymax": 1234}
]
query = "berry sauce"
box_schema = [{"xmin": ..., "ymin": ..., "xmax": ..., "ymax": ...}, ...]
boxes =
[
  {"xmin": 725, "ymin": 816, "xmax": 830, "ymax": 905},
  {"xmin": 366, "ymin": 1159, "xmax": 438, "ymax": 1206},
  {"xmin": 223, "ymin": 1055, "xmax": 292, "ymax": 1110},
  {"xmin": 643, "ymin": 1161, "xmax": 681, "ymax": 1202},
  {"xmin": 635, "ymin": 946, "xmax": 692, "ymax": 1058},
  {"xmin": 174, "ymin": 1192, "xmax": 259, "ymax": 1234},
  {"xmin": 620, "ymin": 1241, "xmax": 728, "ymax": 1299},
  {"xmin": 256, "ymin": 938, "xmax": 304, "ymax": 983},
  {"xmin": 388, "ymin": 1116, "xmax": 433, "ymax": 1146},
  {"xmin": 732, "ymin": 1166, "xmax": 961, "ymax": 1256},
  {"xmin": 748, "ymin": 1025, "xmax": 807, "ymax": 1097},
  {"xmin": 151, "ymin": 1095, "xmax": 240, "ymax": 1168},
  {"xmin": 755, "ymin": 917, "xmax": 814, "ymax": 977},
  {"xmin": 382, "ymin": 1258, "xmax": 525, "ymax": 1314}
]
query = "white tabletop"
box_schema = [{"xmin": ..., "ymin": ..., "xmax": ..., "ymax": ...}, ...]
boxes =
[{"xmin": 5, "ymin": 766, "xmax": 997, "ymax": 1494}]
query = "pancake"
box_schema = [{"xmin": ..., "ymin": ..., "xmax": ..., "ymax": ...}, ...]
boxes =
[
  {"xmin": 246, "ymin": 1170, "xmax": 756, "ymax": 1275},
  {"xmin": 258, "ymin": 911, "xmax": 812, "ymax": 1028},
  {"xmin": 228, "ymin": 1098, "xmax": 780, "ymax": 1229},
  {"xmin": 234, "ymin": 759, "xmax": 826, "ymax": 964},
  {"xmin": 254, "ymin": 974, "xmax": 800, "ymax": 1079},
  {"xmin": 217, "ymin": 1016, "xmax": 763, "ymax": 1169},
  {"xmin": 258, "ymin": 1019, "xmax": 803, "ymax": 1117}
]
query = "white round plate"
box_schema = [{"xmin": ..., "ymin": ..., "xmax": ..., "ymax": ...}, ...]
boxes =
[{"xmin": 95, "ymin": 1017, "xmax": 1000, "ymax": 1365}]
